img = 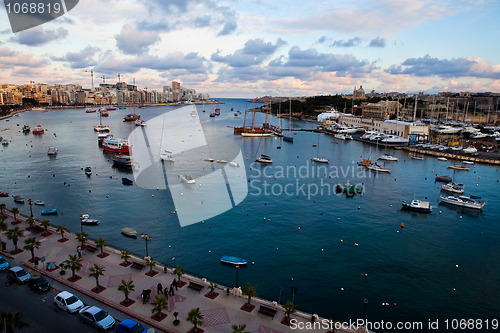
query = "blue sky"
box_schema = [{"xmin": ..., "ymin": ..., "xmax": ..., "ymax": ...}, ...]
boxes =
[{"xmin": 0, "ymin": 0, "xmax": 499, "ymax": 98}]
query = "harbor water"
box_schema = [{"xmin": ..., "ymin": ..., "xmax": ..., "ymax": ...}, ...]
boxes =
[{"xmin": 1, "ymin": 98, "xmax": 499, "ymax": 330}]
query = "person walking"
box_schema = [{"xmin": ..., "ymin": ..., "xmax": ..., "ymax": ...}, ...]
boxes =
[
  {"xmin": 157, "ymin": 282, "xmax": 163, "ymax": 295},
  {"xmin": 164, "ymin": 286, "xmax": 169, "ymax": 300},
  {"xmin": 169, "ymin": 284, "xmax": 174, "ymax": 296}
]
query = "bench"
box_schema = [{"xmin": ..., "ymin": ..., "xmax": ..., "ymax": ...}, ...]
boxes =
[
  {"xmin": 258, "ymin": 306, "xmax": 277, "ymax": 319},
  {"xmin": 85, "ymin": 245, "xmax": 98, "ymax": 253},
  {"xmin": 188, "ymin": 282, "xmax": 204, "ymax": 292},
  {"xmin": 131, "ymin": 262, "xmax": 146, "ymax": 271}
]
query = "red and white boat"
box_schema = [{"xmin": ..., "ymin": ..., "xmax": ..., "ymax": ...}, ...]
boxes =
[
  {"xmin": 102, "ymin": 137, "xmax": 130, "ymax": 154},
  {"xmin": 32, "ymin": 125, "xmax": 45, "ymax": 134},
  {"xmin": 85, "ymin": 109, "xmax": 97, "ymax": 113}
]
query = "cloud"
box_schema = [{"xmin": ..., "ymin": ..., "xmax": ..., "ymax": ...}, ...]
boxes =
[
  {"xmin": 211, "ymin": 38, "xmax": 286, "ymax": 67},
  {"xmin": 51, "ymin": 46, "xmax": 100, "ymax": 69},
  {"xmin": 387, "ymin": 54, "xmax": 473, "ymax": 77},
  {"xmin": 137, "ymin": 20, "xmax": 170, "ymax": 31},
  {"xmin": 194, "ymin": 15, "xmax": 211, "ymax": 28},
  {"xmin": 0, "ymin": 47, "xmax": 49, "ymax": 68},
  {"xmin": 217, "ymin": 20, "xmax": 237, "ymax": 36},
  {"xmin": 10, "ymin": 27, "xmax": 68, "ymax": 46},
  {"xmin": 369, "ymin": 37, "xmax": 386, "ymax": 48},
  {"xmin": 115, "ymin": 24, "xmax": 161, "ymax": 55},
  {"xmin": 331, "ymin": 37, "xmax": 362, "ymax": 47}
]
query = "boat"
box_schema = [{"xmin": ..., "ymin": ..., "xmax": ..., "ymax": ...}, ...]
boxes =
[
  {"xmin": 336, "ymin": 183, "xmax": 363, "ymax": 195},
  {"xmin": 100, "ymin": 111, "xmax": 109, "ymax": 117},
  {"xmin": 124, "ymin": 113, "xmax": 140, "ymax": 121},
  {"xmin": 214, "ymin": 108, "xmax": 220, "ymax": 116},
  {"xmin": 410, "ymin": 154, "xmax": 424, "ymax": 160},
  {"xmin": 220, "ymin": 255, "xmax": 247, "ymax": 266},
  {"xmin": 334, "ymin": 133, "xmax": 348, "ymax": 140},
  {"xmin": 13, "ymin": 195, "xmax": 24, "ymax": 203},
  {"xmin": 463, "ymin": 161, "xmax": 474, "ymax": 165},
  {"xmin": 98, "ymin": 133, "xmax": 112, "ymax": 146},
  {"xmin": 241, "ymin": 131, "xmax": 272, "ymax": 137},
  {"xmin": 234, "ymin": 104, "xmax": 272, "ymax": 136},
  {"xmin": 191, "ymin": 110, "xmax": 197, "ymax": 117},
  {"xmin": 441, "ymin": 183, "xmax": 464, "ymax": 194},
  {"xmin": 106, "ymin": 107, "xmax": 116, "ymax": 111},
  {"xmin": 401, "ymin": 199, "xmax": 432, "ymax": 213},
  {"xmin": 80, "ymin": 214, "xmax": 100, "ymax": 225},
  {"xmin": 437, "ymin": 157, "xmax": 447, "ymax": 161},
  {"xmin": 119, "ymin": 107, "xmax": 127, "ymax": 109},
  {"xmin": 440, "ymin": 195, "xmax": 485, "ymax": 210},
  {"xmin": 112, "ymin": 155, "xmax": 132, "ymax": 168},
  {"xmin": 32, "ymin": 125, "xmax": 44, "ymax": 134},
  {"xmin": 435, "ymin": 175, "xmax": 452, "ymax": 182},
  {"xmin": 22, "ymin": 125, "xmax": 30, "ymax": 133},
  {"xmin": 2, "ymin": 140, "xmax": 8, "ymax": 147},
  {"xmin": 462, "ymin": 146, "xmax": 478, "ymax": 154},
  {"xmin": 34, "ymin": 200, "xmax": 44, "ymax": 205},
  {"xmin": 447, "ymin": 164, "xmax": 470, "ymax": 171},
  {"xmin": 378, "ymin": 153, "xmax": 398, "ymax": 161},
  {"xmin": 282, "ymin": 99, "xmax": 294, "ymax": 143},
  {"xmin": 102, "ymin": 137, "xmax": 131, "ymax": 154},
  {"xmin": 255, "ymin": 154, "xmax": 273, "ymax": 164},
  {"xmin": 41, "ymin": 209, "xmax": 58, "ymax": 215},
  {"xmin": 0, "ymin": 192, "xmax": 9, "ymax": 197},
  {"xmin": 160, "ymin": 150, "xmax": 174, "ymax": 162},
  {"xmin": 121, "ymin": 227, "xmax": 137, "ymax": 239},
  {"xmin": 229, "ymin": 161, "xmax": 240, "ymax": 167},
  {"xmin": 135, "ymin": 119, "xmax": 146, "ymax": 126},
  {"xmin": 381, "ymin": 135, "xmax": 409, "ymax": 145},
  {"xmin": 216, "ymin": 160, "xmax": 228, "ymax": 164},
  {"xmin": 366, "ymin": 163, "xmax": 391, "ymax": 173},
  {"xmin": 312, "ymin": 134, "xmax": 329, "ymax": 163},
  {"xmin": 85, "ymin": 109, "xmax": 97, "ymax": 113},
  {"xmin": 94, "ymin": 124, "xmax": 110, "ymax": 132},
  {"xmin": 122, "ymin": 178, "xmax": 133, "ymax": 185},
  {"xmin": 84, "ymin": 167, "xmax": 92, "ymax": 176},
  {"xmin": 204, "ymin": 157, "xmax": 215, "ymax": 162},
  {"xmin": 209, "ymin": 112, "xmax": 216, "ymax": 117},
  {"xmin": 179, "ymin": 173, "xmax": 195, "ymax": 184},
  {"xmin": 47, "ymin": 146, "xmax": 58, "ymax": 155}
]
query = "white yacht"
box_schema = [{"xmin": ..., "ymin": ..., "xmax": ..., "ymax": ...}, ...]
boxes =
[{"xmin": 440, "ymin": 195, "xmax": 485, "ymax": 210}]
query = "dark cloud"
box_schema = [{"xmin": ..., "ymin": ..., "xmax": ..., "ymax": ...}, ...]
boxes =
[
  {"xmin": 115, "ymin": 24, "xmax": 161, "ymax": 55},
  {"xmin": 331, "ymin": 37, "xmax": 361, "ymax": 47},
  {"xmin": 10, "ymin": 27, "xmax": 68, "ymax": 46},
  {"xmin": 217, "ymin": 19, "xmax": 237, "ymax": 36},
  {"xmin": 386, "ymin": 54, "xmax": 474, "ymax": 77},
  {"xmin": 369, "ymin": 37, "xmax": 386, "ymax": 48},
  {"xmin": 51, "ymin": 46, "xmax": 100, "ymax": 69},
  {"xmin": 211, "ymin": 38, "xmax": 286, "ymax": 67},
  {"xmin": 316, "ymin": 36, "xmax": 328, "ymax": 44}
]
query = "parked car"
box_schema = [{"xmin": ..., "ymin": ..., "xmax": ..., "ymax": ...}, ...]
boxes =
[
  {"xmin": 7, "ymin": 266, "xmax": 30, "ymax": 284},
  {"xmin": 0, "ymin": 256, "xmax": 9, "ymax": 271},
  {"xmin": 79, "ymin": 305, "xmax": 115, "ymax": 331},
  {"xmin": 116, "ymin": 319, "xmax": 147, "ymax": 333},
  {"xmin": 54, "ymin": 291, "xmax": 85, "ymax": 314},
  {"xmin": 28, "ymin": 276, "xmax": 50, "ymax": 292}
]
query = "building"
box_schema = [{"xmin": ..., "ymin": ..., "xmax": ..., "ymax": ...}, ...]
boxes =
[
  {"xmin": 339, "ymin": 114, "xmax": 429, "ymax": 138},
  {"xmin": 353, "ymin": 85, "xmax": 366, "ymax": 99},
  {"xmin": 361, "ymin": 100, "xmax": 400, "ymax": 120}
]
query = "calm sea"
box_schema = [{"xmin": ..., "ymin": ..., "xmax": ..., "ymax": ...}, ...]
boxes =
[{"xmin": 1, "ymin": 98, "xmax": 499, "ymax": 330}]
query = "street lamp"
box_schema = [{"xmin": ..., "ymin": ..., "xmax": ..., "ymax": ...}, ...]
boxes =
[
  {"xmin": 363, "ymin": 298, "xmax": 369, "ymax": 321},
  {"xmin": 141, "ymin": 234, "xmax": 152, "ymax": 257},
  {"xmin": 291, "ymin": 277, "xmax": 297, "ymax": 305},
  {"xmin": 27, "ymin": 199, "xmax": 33, "ymax": 217},
  {"xmin": 235, "ymin": 265, "xmax": 239, "ymax": 288}
]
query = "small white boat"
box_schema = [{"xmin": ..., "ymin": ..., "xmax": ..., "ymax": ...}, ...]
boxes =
[
  {"xmin": 229, "ymin": 161, "xmax": 240, "ymax": 167},
  {"xmin": 160, "ymin": 150, "xmax": 174, "ymax": 162},
  {"xmin": 34, "ymin": 200, "xmax": 45, "ymax": 206},
  {"xmin": 378, "ymin": 153, "xmax": 398, "ymax": 161},
  {"xmin": 179, "ymin": 173, "xmax": 195, "ymax": 184},
  {"xmin": 410, "ymin": 154, "xmax": 424, "ymax": 160},
  {"xmin": 441, "ymin": 183, "xmax": 464, "ymax": 194},
  {"xmin": 447, "ymin": 164, "xmax": 469, "ymax": 171},
  {"xmin": 80, "ymin": 214, "xmax": 100, "ymax": 225},
  {"xmin": 191, "ymin": 110, "xmax": 197, "ymax": 117},
  {"xmin": 121, "ymin": 227, "xmax": 137, "ymax": 238},
  {"xmin": 216, "ymin": 160, "xmax": 228, "ymax": 164},
  {"xmin": 366, "ymin": 164, "xmax": 391, "ymax": 173},
  {"xmin": 437, "ymin": 157, "xmax": 447, "ymax": 161},
  {"xmin": 204, "ymin": 158, "xmax": 214, "ymax": 162},
  {"xmin": 135, "ymin": 119, "xmax": 147, "ymax": 126},
  {"xmin": 462, "ymin": 161, "xmax": 474, "ymax": 165},
  {"xmin": 440, "ymin": 195, "xmax": 485, "ymax": 210},
  {"xmin": 93, "ymin": 124, "xmax": 110, "ymax": 132},
  {"xmin": 462, "ymin": 146, "xmax": 478, "ymax": 154},
  {"xmin": 255, "ymin": 154, "xmax": 273, "ymax": 163},
  {"xmin": 47, "ymin": 146, "xmax": 58, "ymax": 155},
  {"xmin": 311, "ymin": 157, "xmax": 329, "ymax": 163}
]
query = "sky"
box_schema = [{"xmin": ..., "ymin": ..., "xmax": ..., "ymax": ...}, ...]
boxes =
[{"xmin": 0, "ymin": 0, "xmax": 499, "ymax": 98}]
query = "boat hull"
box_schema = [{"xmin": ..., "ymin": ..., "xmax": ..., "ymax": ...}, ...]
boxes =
[{"xmin": 220, "ymin": 256, "xmax": 247, "ymax": 266}]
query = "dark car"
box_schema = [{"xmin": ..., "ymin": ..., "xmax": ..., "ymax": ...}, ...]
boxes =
[
  {"xmin": 7, "ymin": 266, "xmax": 30, "ymax": 284},
  {"xmin": 28, "ymin": 276, "xmax": 50, "ymax": 292},
  {"xmin": 116, "ymin": 319, "xmax": 147, "ymax": 333}
]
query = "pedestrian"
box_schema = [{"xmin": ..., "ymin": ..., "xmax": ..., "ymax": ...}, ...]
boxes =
[
  {"xmin": 77, "ymin": 246, "xmax": 81, "ymax": 258},
  {"xmin": 157, "ymin": 282, "xmax": 163, "ymax": 295},
  {"xmin": 169, "ymin": 285, "xmax": 174, "ymax": 296},
  {"xmin": 82, "ymin": 245, "xmax": 86, "ymax": 255},
  {"xmin": 172, "ymin": 279, "xmax": 178, "ymax": 290},
  {"xmin": 164, "ymin": 286, "xmax": 169, "ymax": 300}
]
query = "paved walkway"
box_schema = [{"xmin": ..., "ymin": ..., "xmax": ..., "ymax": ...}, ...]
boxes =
[{"xmin": 0, "ymin": 211, "xmax": 360, "ymax": 333}]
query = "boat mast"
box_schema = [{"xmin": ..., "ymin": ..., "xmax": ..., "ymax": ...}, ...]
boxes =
[
  {"xmin": 242, "ymin": 104, "xmax": 247, "ymax": 128},
  {"xmin": 445, "ymin": 97, "xmax": 449, "ymax": 123},
  {"xmin": 413, "ymin": 95, "xmax": 417, "ymax": 123},
  {"xmin": 396, "ymin": 97, "xmax": 399, "ymax": 136}
]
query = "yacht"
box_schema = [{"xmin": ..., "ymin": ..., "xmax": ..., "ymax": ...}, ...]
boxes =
[
  {"xmin": 378, "ymin": 153, "xmax": 398, "ymax": 161},
  {"xmin": 47, "ymin": 146, "xmax": 58, "ymax": 155},
  {"xmin": 255, "ymin": 154, "xmax": 273, "ymax": 164},
  {"xmin": 462, "ymin": 146, "xmax": 478, "ymax": 154},
  {"xmin": 179, "ymin": 173, "xmax": 195, "ymax": 184},
  {"xmin": 441, "ymin": 183, "xmax": 464, "ymax": 194},
  {"xmin": 440, "ymin": 195, "xmax": 485, "ymax": 210},
  {"xmin": 311, "ymin": 157, "xmax": 329, "ymax": 164},
  {"xmin": 401, "ymin": 199, "xmax": 432, "ymax": 213},
  {"xmin": 381, "ymin": 135, "xmax": 409, "ymax": 145}
]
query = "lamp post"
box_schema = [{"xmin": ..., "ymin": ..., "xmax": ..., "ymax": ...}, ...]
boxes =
[
  {"xmin": 291, "ymin": 277, "xmax": 297, "ymax": 305},
  {"xmin": 363, "ymin": 298, "xmax": 368, "ymax": 322},
  {"xmin": 172, "ymin": 257, "xmax": 176, "ymax": 268},
  {"xmin": 235, "ymin": 265, "xmax": 239, "ymax": 288},
  {"xmin": 27, "ymin": 199, "xmax": 33, "ymax": 217},
  {"xmin": 141, "ymin": 234, "xmax": 151, "ymax": 257}
]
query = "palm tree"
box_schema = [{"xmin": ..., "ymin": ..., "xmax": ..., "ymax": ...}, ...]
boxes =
[
  {"xmin": 95, "ymin": 237, "xmax": 107, "ymax": 255},
  {"xmin": 283, "ymin": 300, "xmax": 296, "ymax": 322},
  {"xmin": 63, "ymin": 254, "xmax": 83, "ymax": 279},
  {"xmin": 173, "ymin": 265, "xmax": 185, "ymax": 284},
  {"xmin": 75, "ymin": 232, "xmax": 88, "ymax": 247},
  {"xmin": 231, "ymin": 324, "xmax": 250, "ymax": 333},
  {"xmin": 0, "ymin": 218, "xmax": 7, "ymax": 249},
  {"xmin": 56, "ymin": 225, "xmax": 67, "ymax": 240},
  {"xmin": 89, "ymin": 264, "xmax": 106, "ymax": 290},
  {"xmin": 118, "ymin": 280, "xmax": 135, "ymax": 304},
  {"xmin": 0, "ymin": 203, "xmax": 6, "ymax": 216},
  {"xmin": 23, "ymin": 237, "xmax": 41, "ymax": 261},
  {"xmin": 121, "ymin": 250, "xmax": 131, "ymax": 265},
  {"xmin": 145, "ymin": 257, "xmax": 156, "ymax": 275},
  {"xmin": 208, "ymin": 282, "xmax": 217, "ymax": 296},
  {"xmin": 10, "ymin": 207, "xmax": 19, "ymax": 222},
  {"xmin": 242, "ymin": 282, "xmax": 258, "ymax": 308},
  {"xmin": 187, "ymin": 307, "xmax": 203, "ymax": 332},
  {"xmin": 39, "ymin": 219, "xmax": 50, "ymax": 234},
  {"xmin": 25, "ymin": 216, "xmax": 35, "ymax": 230},
  {"xmin": 151, "ymin": 295, "xmax": 168, "ymax": 319},
  {"xmin": 6, "ymin": 226, "xmax": 24, "ymax": 251},
  {"xmin": 0, "ymin": 311, "xmax": 30, "ymax": 333}
]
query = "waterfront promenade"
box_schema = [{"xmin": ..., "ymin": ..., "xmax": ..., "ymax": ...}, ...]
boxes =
[{"xmin": 0, "ymin": 210, "xmax": 359, "ymax": 333}]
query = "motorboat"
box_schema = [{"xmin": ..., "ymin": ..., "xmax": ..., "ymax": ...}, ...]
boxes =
[
  {"xmin": 216, "ymin": 160, "xmax": 228, "ymax": 164},
  {"xmin": 410, "ymin": 154, "xmax": 424, "ymax": 160},
  {"xmin": 22, "ymin": 125, "xmax": 30, "ymax": 133},
  {"xmin": 102, "ymin": 137, "xmax": 130, "ymax": 154},
  {"xmin": 93, "ymin": 124, "xmax": 110, "ymax": 132},
  {"xmin": 13, "ymin": 195, "xmax": 24, "ymax": 203},
  {"xmin": 447, "ymin": 164, "xmax": 470, "ymax": 171},
  {"xmin": 122, "ymin": 178, "xmax": 134, "ymax": 185},
  {"xmin": 84, "ymin": 167, "xmax": 92, "ymax": 176},
  {"xmin": 378, "ymin": 153, "xmax": 398, "ymax": 161},
  {"xmin": 401, "ymin": 199, "xmax": 432, "ymax": 213},
  {"xmin": 160, "ymin": 150, "xmax": 174, "ymax": 162},
  {"xmin": 366, "ymin": 163, "xmax": 391, "ymax": 173},
  {"xmin": 204, "ymin": 157, "xmax": 215, "ymax": 162},
  {"xmin": 462, "ymin": 146, "xmax": 478, "ymax": 154},
  {"xmin": 255, "ymin": 154, "xmax": 273, "ymax": 164},
  {"xmin": 441, "ymin": 183, "xmax": 464, "ymax": 194},
  {"xmin": 41, "ymin": 209, "xmax": 58, "ymax": 215},
  {"xmin": 229, "ymin": 161, "xmax": 240, "ymax": 167},
  {"xmin": 381, "ymin": 135, "xmax": 409, "ymax": 145},
  {"xmin": 121, "ymin": 227, "xmax": 137, "ymax": 239},
  {"xmin": 311, "ymin": 157, "xmax": 329, "ymax": 163},
  {"xmin": 32, "ymin": 125, "xmax": 44, "ymax": 134},
  {"xmin": 47, "ymin": 146, "xmax": 58, "ymax": 155},
  {"xmin": 435, "ymin": 175, "xmax": 452, "ymax": 182},
  {"xmin": 220, "ymin": 256, "xmax": 247, "ymax": 266},
  {"xmin": 135, "ymin": 119, "xmax": 146, "ymax": 126},
  {"xmin": 191, "ymin": 110, "xmax": 197, "ymax": 117},
  {"xmin": 85, "ymin": 109, "xmax": 97, "ymax": 113},
  {"xmin": 437, "ymin": 157, "xmax": 447, "ymax": 161},
  {"xmin": 440, "ymin": 195, "xmax": 485, "ymax": 210},
  {"xmin": 34, "ymin": 200, "xmax": 44, "ymax": 205},
  {"xmin": 80, "ymin": 214, "xmax": 100, "ymax": 225},
  {"xmin": 98, "ymin": 134, "xmax": 112, "ymax": 146},
  {"xmin": 112, "ymin": 155, "xmax": 132, "ymax": 168},
  {"xmin": 179, "ymin": 173, "xmax": 195, "ymax": 184},
  {"xmin": 463, "ymin": 161, "xmax": 474, "ymax": 165}
]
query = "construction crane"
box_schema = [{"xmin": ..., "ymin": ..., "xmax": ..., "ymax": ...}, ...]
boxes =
[{"xmin": 84, "ymin": 69, "xmax": 94, "ymax": 90}]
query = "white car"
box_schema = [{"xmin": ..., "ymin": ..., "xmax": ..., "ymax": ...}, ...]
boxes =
[
  {"xmin": 79, "ymin": 305, "xmax": 115, "ymax": 331},
  {"xmin": 54, "ymin": 291, "xmax": 85, "ymax": 314},
  {"xmin": 7, "ymin": 266, "xmax": 30, "ymax": 284}
]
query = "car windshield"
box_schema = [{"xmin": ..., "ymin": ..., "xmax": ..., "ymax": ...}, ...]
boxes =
[
  {"xmin": 0, "ymin": 257, "xmax": 6, "ymax": 264},
  {"xmin": 36, "ymin": 278, "xmax": 48, "ymax": 286},
  {"xmin": 130, "ymin": 323, "xmax": 145, "ymax": 333},
  {"xmin": 66, "ymin": 295, "xmax": 78, "ymax": 305},
  {"xmin": 94, "ymin": 310, "xmax": 108, "ymax": 322},
  {"xmin": 16, "ymin": 270, "xmax": 28, "ymax": 277}
]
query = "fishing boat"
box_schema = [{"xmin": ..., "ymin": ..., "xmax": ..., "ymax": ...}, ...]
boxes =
[
  {"xmin": 102, "ymin": 137, "xmax": 130, "ymax": 154},
  {"xmin": 220, "ymin": 255, "xmax": 247, "ymax": 266},
  {"xmin": 378, "ymin": 153, "xmax": 398, "ymax": 161},
  {"xmin": 122, "ymin": 178, "xmax": 133, "ymax": 185},
  {"xmin": 34, "ymin": 200, "xmax": 44, "ymax": 205},
  {"xmin": 112, "ymin": 155, "xmax": 132, "ymax": 168},
  {"xmin": 255, "ymin": 154, "xmax": 273, "ymax": 164},
  {"xmin": 179, "ymin": 173, "xmax": 195, "ymax": 184},
  {"xmin": 435, "ymin": 175, "xmax": 452, "ymax": 182},
  {"xmin": 124, "ymin": 113, "xmax": 140, "ymax": 121},
  {"xmin": 94, "ymin": 124, "xmax": 110, "ymax": 132},
  {"xmin": 13, "ymin": 195, "xmax": 24, "ymax": 203},
  {"xmin": 447, "ymin": 164, "xmax": 470, "ymax": 171},
  {"xmin": 80, "ymin": 214, "xmax": 100, "ymax": 225},
  {"xmin": 401, "ymin": 199, "xmax": 432, "ymax": 213},
  {"xmin": 22, "ymin": 125, "xmax": 30, "ymax": 133},
  {"xmin": 47, "ymin": 146, "xmax": 58, "ymax": 155},
  {"xmin": 84, "ymin": 167, "xmax": 92, "ymax": 176},
  {"xmin": 121, "ymin": 227, "xmax": 137, "ymax": 239},
  {"xmin": 440, "ymin": 195, "xmax": 485, "ymax": 210},
  {"xmin": 41, "ymin": 209, "xmax": 58, "ymax": 215},
  {"xmin": 441, "ymin": 183, "xmax": 464, "ymax": 194},
  {"xmin": 32, "ymin": 125, "xmax": 44, "ymax": 134}
]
